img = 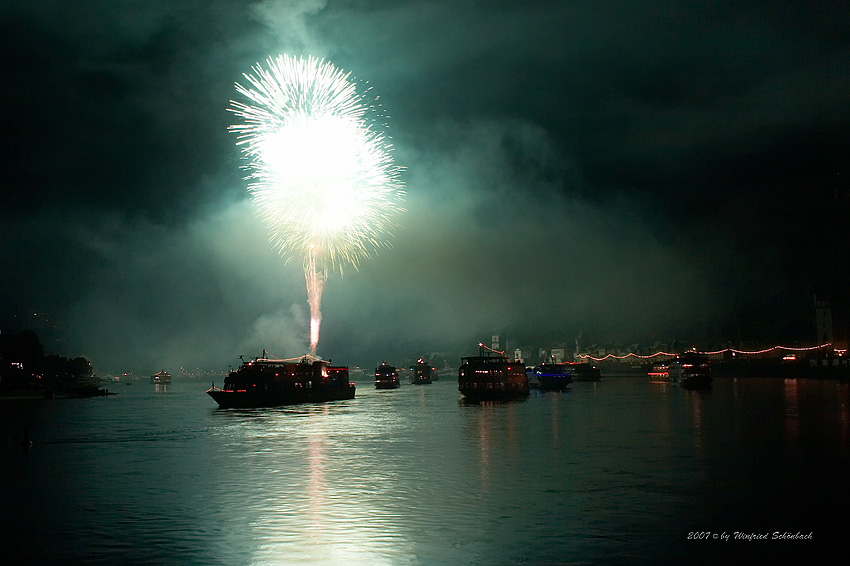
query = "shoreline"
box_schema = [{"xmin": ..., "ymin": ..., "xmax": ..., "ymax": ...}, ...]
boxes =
[{"xmin": 0, "ymin": 388, "xmax": 116, "ymax": 400}]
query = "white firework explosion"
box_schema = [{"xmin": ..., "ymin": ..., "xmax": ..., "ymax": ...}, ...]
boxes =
[
  {"xmin": 228, "ymin": 54, "xmax": 405, "ymax": 273},
  {"xmin": 228, "ymin": 54, "xmax": 405, "ymax": 356}
]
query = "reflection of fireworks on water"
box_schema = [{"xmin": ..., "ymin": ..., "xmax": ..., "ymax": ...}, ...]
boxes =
[{"xmin": 228, "ymin": 54, "xmax": 405, "ymax": 356}]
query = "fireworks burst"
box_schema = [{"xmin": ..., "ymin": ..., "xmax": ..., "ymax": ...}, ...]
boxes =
[{"xmin": 228, "ymin": 54, "xmax": 405, "ymax": 356}]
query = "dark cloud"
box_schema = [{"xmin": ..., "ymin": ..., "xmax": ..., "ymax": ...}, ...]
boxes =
[{"xmin": 1, "ymin": 0, "xmax": 848, "ymax": 373}]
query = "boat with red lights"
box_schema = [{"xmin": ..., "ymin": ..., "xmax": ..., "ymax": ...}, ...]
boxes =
[
  {"xmin": 458, "ymin": 345, "xmax": 529, "ymax": 401},
  {"xmin": 648, "ymin": 360, "xmax": 671, "ymax": 381},
  {"xmin": 667, "ymin": 351, "xmax": 712, "ymax": 390},
  {"xmin": 206, "ymin": 354, "xmax": 355, "ymax": 408},
  {"xmin": 411, "ymin": 359, "xmax": 434, "ymax": 384},
  {"xmin": 374, "ymin": 362, "xmax": 400, "ymax": 389}
]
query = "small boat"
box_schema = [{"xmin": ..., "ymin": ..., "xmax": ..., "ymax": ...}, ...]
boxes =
[
  {"xmin": 648, "ymin": 361, "xmax": 670, "ymax": 381},
  {"xmin": 375, "ymin": 362, "xmax": 401, "ymax": 389},
  {"xmin": 531, "ymin": 363, "xmax": 573, "ymax": 391},
  {"xmin": 151, "ymin": 370, "xmax": 171, "ymax": 384},
  {"xmin": 667, "ymin": 352, "xmax": 712, "ymax": 390},
  {"xmin": 207, "ymin": 354, "xmax": 355, "ymax": 408},
  {"xmin": 526, "ymin": 367, "xmax": 540, "ymax": 388},
  {"xmin": 458, "ymin": 345, "xmax": 529, "ymax": 401},
  {"xmin": 410, "ymin": 359, "xmax": 434, "ymax": 385}
]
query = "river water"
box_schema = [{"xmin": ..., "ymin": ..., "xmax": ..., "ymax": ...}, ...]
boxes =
[{"xmin": 2, "ymin": 374, "xmax": 848, "ymax": 565}]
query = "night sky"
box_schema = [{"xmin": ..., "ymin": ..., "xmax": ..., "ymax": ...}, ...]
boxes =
[{"xmin": 2, "ymin": 1, "xmax": 848, "ymax": 374}]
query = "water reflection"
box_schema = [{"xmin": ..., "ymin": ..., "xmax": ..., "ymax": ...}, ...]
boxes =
[
  {"xmin": 548, "ymin": 393, "xmax": 562, "ymax": 443},
  {"xmin": 464, "ymin": 399, "xmax": 522, "ymax": 492},
  {"xmin": 685, "ymin": 390, "xmax": 705, "ymax": 454},
  {"xmin": 210, "ymin": 403, "xmax": 419, "ymax": 565},
  {"xmin": 783, "ymin": 378, "xmax": 800, "ymax": 443},
  {"xmin": 476, "ymin": 407, "xmax": 491, "ymax": 489},
  {"xmin": 307, "ymin": 405, "xmax": 329, "ymax": 534}
]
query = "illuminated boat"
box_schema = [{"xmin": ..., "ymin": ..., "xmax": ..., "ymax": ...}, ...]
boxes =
[
  {"xmin": 206, "ymin": 355, "xmax": 355, "ymax": 408},
  {"xmin": 531, "ymin": 363, "xmax": 573, "ymax": 391},
  {"xmin": 410, "ymin": 359, "xmax": 434, "ymax": 385},
  {"xmin": 668, "ymin": 352, "xmax": 711, "ymax": 390},
  {"xmin": 374, "ymin": 362, "xmax": 401, "ymax": 389},
  {"xmin": 458, "ymin": 345, "xmax": 529, "ymax": 401},
  {"xmin": 648, "ymin": 361, "xmax": 671, "ymax": 381},
  {"xmin": 151, "ymin": 370, "xmax": 171, "ymax": 384}
]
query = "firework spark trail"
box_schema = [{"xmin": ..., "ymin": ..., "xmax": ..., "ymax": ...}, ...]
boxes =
[
  {"xmin": 228, "ymin": 55, "xmax": 405, "ymax": 357},
  {"xmin": 305, "ymin": 253, "xmax": 323, "ymax": 352}
]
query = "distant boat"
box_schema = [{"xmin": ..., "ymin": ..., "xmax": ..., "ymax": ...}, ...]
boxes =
[
  {"xmin": 375, "ymin": 362, "xmax": 401, "ymax": 389},
  {"xmin": 531, "ymin": 363, "xmax": 573, "ymax": 391},
  {"xmin": 648, "ymin": 361, "xmax": 671, "ymax": 381},
  {"xmin": 458, "ymin": 345, "xmax": 529, "ymax": 401},
  {"xmin": 526, "ymin": 367, "xmax": 540, "ymax": 388},
  {"xmin": 654, "ymin": 352, "xmax": 712, "ymax": 390},
  {"xmin": 569, "ymin": 362, "xmax": 602, "ymax": 382},
  {"xmin": 207, "ymin": 355, "xmax": 355, "ymax": 408},
  {"xmin": 410, "ymin": 359, "xmax": 434, "ymax": 385},
  {"xmin": 151, "ymin": 370, "xmax": 171, "ymax": 385}
]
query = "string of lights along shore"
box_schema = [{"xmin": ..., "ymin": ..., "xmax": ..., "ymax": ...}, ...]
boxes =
[
  {"xmin": 576, "ymin": 343, "xmax": 841, "ymax": 362},
  {"xmin": 228, "ymin": 54, "xmax": 406, "ymax": 357}
]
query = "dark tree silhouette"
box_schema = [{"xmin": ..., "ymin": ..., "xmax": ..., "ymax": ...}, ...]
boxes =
[{"xmin": 1, "ymin": 330, "xmax": 99, "ymax": 396}]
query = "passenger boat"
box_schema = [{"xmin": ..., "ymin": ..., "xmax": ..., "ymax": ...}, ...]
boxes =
[
  {"xmin": 206, "ymin": 354, "xmax": 355, "ymax": 408},
  {"xmin": 374, "ymin": 362, "xmax": 401, "ymax": 389},
  {"xmin": 411, "ymin": 359, "xmax": 434, "ymax": 385},
  {"xmin": 667, "ymin": 352, "xmax": 712, "ymax": 390},
  {"xmin": 458, "ymin": 345, "xmax": 529, "ymax": 401},
  {"xmin": 648, "ymin": 361, "xmax": 671, "ymax": 381},
  {"xmin": 151, "ymin": 370, "xmax": 171, "ymax": 384}
]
